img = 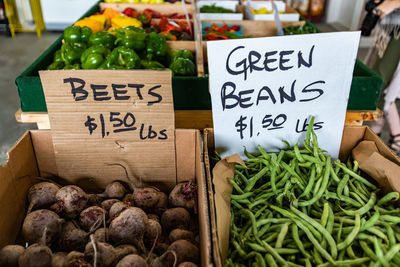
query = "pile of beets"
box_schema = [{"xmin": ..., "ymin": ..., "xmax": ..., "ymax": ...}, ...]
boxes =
[{"xmin": 0, "ymin": 180, "xmax": 200, "ymax": 267}]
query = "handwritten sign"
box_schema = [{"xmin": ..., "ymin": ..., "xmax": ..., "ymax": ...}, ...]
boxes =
[
  {"xmin": 207, "ymin": 32, "xmax": 361, "ymax": 158},
  {"xmin": 39, "ymin": 70, "xmax": 176, "ymax": 185}
]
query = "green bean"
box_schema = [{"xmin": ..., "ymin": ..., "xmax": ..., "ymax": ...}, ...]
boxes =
[
  {"xmin": 337, "ymin": 219, "xmax": 344, "ymax": 243},
  {"xmin": 291, "ymin": 223, "xmax": 311, "ymax": 258},
  {"xmin": 280, "ymin": 161, "xmax": 306, "ymax": 188},
  {"xmin": 380, "ymin": 215, "xmax": 400, "ymax": 224},
  {"xmin": 337, "ymin": 213, "xmax": 360, "ymax": 250},
  {"xmin": 247, "ymin": 251, "xmax": 267, "ymax": 267},
  {"xmin": 265, "ymin": 253, "xmax": 278, "ymax": 267},
  {"xmin": 373, "ymin": 237, "xmax": 390, "ymax": 267},
  {"xmin": 244, "ymin": 166, "xmax": 270, "ymax": 192},
  {"xmin": 314, "ymin": 247, "xmax": 324, "ymax": 265},
  {"xmin": 336, "ymin": 162, "xmax": 377, "ymax": 190},
  {"xmin": 244, "ymin": 147, "xmax": 256, "ymax": 159},
  {"xmin": 299, "ymin": 165, "xmax": 316, "ymax": 199},
  {"xmin": 361, "ymin": 210, "xmax": 380, "ymax": 231},
  {"xmin": 316, "ymin": 257, "xmax": 370, "ymax": 267},
  {"xmin": 231, "ymin": 192, "xmax": 253, "ymax": 200},
  {"xmin": 360, "ymin": 241, "xmax": 378, "ymax": 261},
  {"xmin": 375, "ymin": 206, "xmax": 400, "ymax": 215},
  {"xmin": 346, "ymin": 245, "xmax": 357, "ymax": 259},
  {"xmin": 384, "ymin": 244, "xmax": 400, "ymax": 262},
  {"xmin": 275, "ymin": 223, "xmax": 290, "ymax": 248},
  {"xmin": 270, "ymin": 205, "xmax": 322, "ymax": 241},
  {"xmin": 256, "ymin": 238, "xmax": 288, "ymax": 266},
  {"xmin": 378, "ymin": 192, "xmax": 400, "ymax": 206},
  {"xmin": 292, "ymin": 217, "xmax": 335, "ymax": 263},
  {"xmin": 321, "ymin": 202, "xmax": 330, "ymax": 227},
  {"xmin": 291, "ymin": 206, "xmax": 338, "ymax": 259},
  {"xmin": 294, "ymin": 144, "xmax": 305, "ymax": 163},
  {"xmin": 385, "ymin": 223, "xmax": 396, "ymax": 247},
  {"xmin": 257, "ymin": 145, "xmax": 271, "ymax": 161},
  {"xmin": 353, "ymin": 160, "xmax": 359, "ymax": 172},
  {"xmin": 329, "ymin": 167, "xmax": 341, "ymax": 183},
  {"xmin": 314, "ymin": 176, "xmax": 323, "ymax": 195},
  {"xmin": 342, "ymin": 193, "xmax": 376, "ymax": 216},
  {"xmin": 299, "ymin": 157, "xmax": 331, "ymax": 207},
  {"xmin": 228, "ymin": 178, "xmax": 245, "ymax": 194},
  {"xmin": 343, "ymin": 184, "xmax": 350, "ymax": 197},
  {"xmin": 349, "ymin": 192, "xmax": 367, "ymax": 206},
  {"xmin": 235, "ymin": 170, "xmax": 249, "ymax": 186},
  {"xmin": 232, "ymin": 240, "xmax": 247, "ymax": 257},
  {"xmin": 366, "ymin": 227, "xmax": 389, "ymax": 244},
  {"xmin": 232, "ymin": 200, "xmax": 244, "ymax": 210}
]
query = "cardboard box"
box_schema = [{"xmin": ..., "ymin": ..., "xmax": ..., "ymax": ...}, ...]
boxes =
[
  {"xmin": 203, "ymin": 126, "xmax": 400, "ymax": 267},
  {"xmin": 0, "ymin": 129, "xmax": 213, "ymax": 266}
]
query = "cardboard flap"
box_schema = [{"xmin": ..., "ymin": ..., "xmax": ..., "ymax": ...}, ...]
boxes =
[
  {"xmin": 0, "ymin": 133, "xmax": 38, "ymax": 247},
  {"xmin": 39, "ymin": 70, "xmax": 176, "ymax": 186},
  {"xmin": 212, "ymin": 154, "xmax": 244, "ymax": 261}
]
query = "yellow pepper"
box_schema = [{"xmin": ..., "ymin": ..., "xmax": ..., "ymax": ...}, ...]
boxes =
[
  {"xmin": 89, "ymin": 15, "xmax": 109, "ymax": 28},
  {"xmin": 74, "ymin": 18, "xmax": 103, "ymax": 33},
  {"xmin": 111, "ymin": 16, "xmax": 142, "ymax": 29}
]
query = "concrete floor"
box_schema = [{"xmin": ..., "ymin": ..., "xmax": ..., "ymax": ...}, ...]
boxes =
[
  {"xmin": 0, "ymin": 32, "xmax": 59, "ymax": 164},
  {"xmin": 0, "ymin": 27, "xmax": 390, "ymax": 164}
]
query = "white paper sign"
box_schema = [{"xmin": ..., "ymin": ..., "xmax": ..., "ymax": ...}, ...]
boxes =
[{"xmin": 207, "ymin": 32, "xmax": 361, "ymax": 159}]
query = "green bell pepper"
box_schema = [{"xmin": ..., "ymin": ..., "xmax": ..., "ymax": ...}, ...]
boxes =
[
  {"xmin": 146, "ymin": 32, "xmax": 167, "ymax": 60},
  {"xmin": 89, "ymin": 31, "xmax": 116, "ymax": 49},
  {"xmin": 81, "ymin": 46, "xmax": 111, "ymax": 69},
  {"xmin": 140, "ymin": 60, "xmax": 165, "ymax": 70},
  {"xmin": 61, "ymin": 42, "xmax": 87, "ymax": 65},
  {"xmin": 102, "ymin": 47, "xmax": 141, "ymax": 69},
  {"xmin": 64, "ymin": 63, "xmax": 81, "ymax": 70},
  {"xmin": 169, "ymin": 57, "xmax": 196, "ymax": 76},
  {"xmin": 54, "ymin": 50, "xmax": 63, "ymax": 63},
  {"xmin": 168, "ymin": 49, "xmax": 194, "ymax": 63},
  {"xmin": 47, "ymin": 61, "xmax": 65, "ymax": 70},
  {"xmin": 63, "ymin": 25, "xmax": 92, "ymax": 43},
  {"xmin": 115, "ymin": 26, "xmax": 147, "ymax": 51}
]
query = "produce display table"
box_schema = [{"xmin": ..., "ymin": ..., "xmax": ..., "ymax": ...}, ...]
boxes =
[{"xmin": 15, "ymin": 109, "xmax": 383, "ymax": 129}]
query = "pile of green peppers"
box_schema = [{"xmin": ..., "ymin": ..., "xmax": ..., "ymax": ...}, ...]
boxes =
[
  {"xmin": 224, "ymin": 117, "xmax": 400, "ymax": 266},
  {"xmin": 47, "ymin": 25, "xmax": 196, "ymax": 76}
]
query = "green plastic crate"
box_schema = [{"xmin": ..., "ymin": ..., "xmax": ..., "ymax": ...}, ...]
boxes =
[{"xmin": 15, "ymin": 4, "xmax": 381, "ymax": 112}]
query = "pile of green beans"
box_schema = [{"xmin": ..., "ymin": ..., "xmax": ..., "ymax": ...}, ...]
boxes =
[{"xmin": 225, "ymin": 117, "xmax": 400, "ymax": 267}]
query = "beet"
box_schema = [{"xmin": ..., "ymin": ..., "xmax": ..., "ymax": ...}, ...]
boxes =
[
  {"xmin": 94, "ymin": 228, "xmax": 109, "ymax": 243},
  {"xmin": 59, "ymin": 221, "xmax": 88, "ymax": 252},
  {"xmin": 116, "ymin": 255, "xmax": 148, "ymax": 267},
  {"xmin": 167, "ymin": 240, "xmax": 199, "ymax": 265},
  {"xmin": 178, "ymin": 263, "xmax": 198, "ymax": 267},
  {"xmin": 147, "ymin": 214, "xmax": 160, "ymax": 222},
  {"xmin": 88, "ymin": 193, "xmax": 103, "ymax": 206},
  {"xmin": 169, "ymin": 229, "xmax": 194, "ymax": 243},
  {"xmin": 150, "ymin": 251, "xmax": 177, "ymax": 267},
  {"xmin": 0, "ymin": 244, "xmax": 25, "ymax": 267},
  {"xmin": 98, "ymin": 181, "xmax": 127, "ymax": 199},
  {"xmin": 84, "ymin": 238, "xmax": 116, "ymax": 267},
  {"xmin": 144, "ymin": 219, "xmax": 162, "ymax": 248},
  {"xmin": 153, "ymin": 192, "xmax": 168, "ymax": 214},
  {"xmin": 133, "ymin": 188, "xmax": 165, "ymax": 212},
  {"xmin": 27, "ymin": 182, "xmax": 60, "ymax": 213},
  {"xmin": 154, "ymin": 243, "xmax": 169, "ymax": 255},
  {"xmin": 18, "ymin": 243, "xmax": 52, "ymax": 267},
  {"xmin": 161, "ymin": 208, "xmax": 190, "ymax": 232},
  {"xmin": 80, "ymin": 206, "xmax": 106, "ymax": 231},
  {"xmin": 169, "ymin": 182, "xmax": 197, "ymax": 211},
  {"xmin": 114, "ymin": 245, "xmax": 138, "ymax": 264},
  {"xmin": 52, "ymin": 252, "xmax": 67, "ymax": 267},
  {"xmin": 65, "ymin": 251, "xmax": 91, "ymax": 267},
  {"xmin": 53, "ymin": 185, "xmax": 89, "ymax": 218},
  {"xmin": 101, "ymin": 199, "xmax": 120, "ymax": 211},
  {"xmin": 22, "ymin": 209, "xmax": 63, "ymax": 245},
  {"xmin": 109, "ymin": 201, "xmax": 129, "ymax": 220},
  {"xmin": 123, "ymin": 194, "xmax": 134, "ymax": 206},
  {"xmin": 109, "ymin": 207, "xmax": 148, "ymax": 253}
]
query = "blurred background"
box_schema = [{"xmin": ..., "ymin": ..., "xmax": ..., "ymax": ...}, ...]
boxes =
[{"xmin": 0, "ymin": 0, "xmax": 392, "ymax": 163}]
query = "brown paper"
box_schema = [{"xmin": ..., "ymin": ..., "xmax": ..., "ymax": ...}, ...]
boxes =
[
  {"xmin": 39, "ymin": 70, "xmax": 176, "ymax": 184},
  {"xmin": 352, "ymin": 140, "xmax": 400, "ymax": 193},
  {"xmin": 212, "ymin": 154, "xmax": 245, "ymax": 261},
  {"xmin": 352, "ymin": 141, "xmax": 379, "ymax": 164}
]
